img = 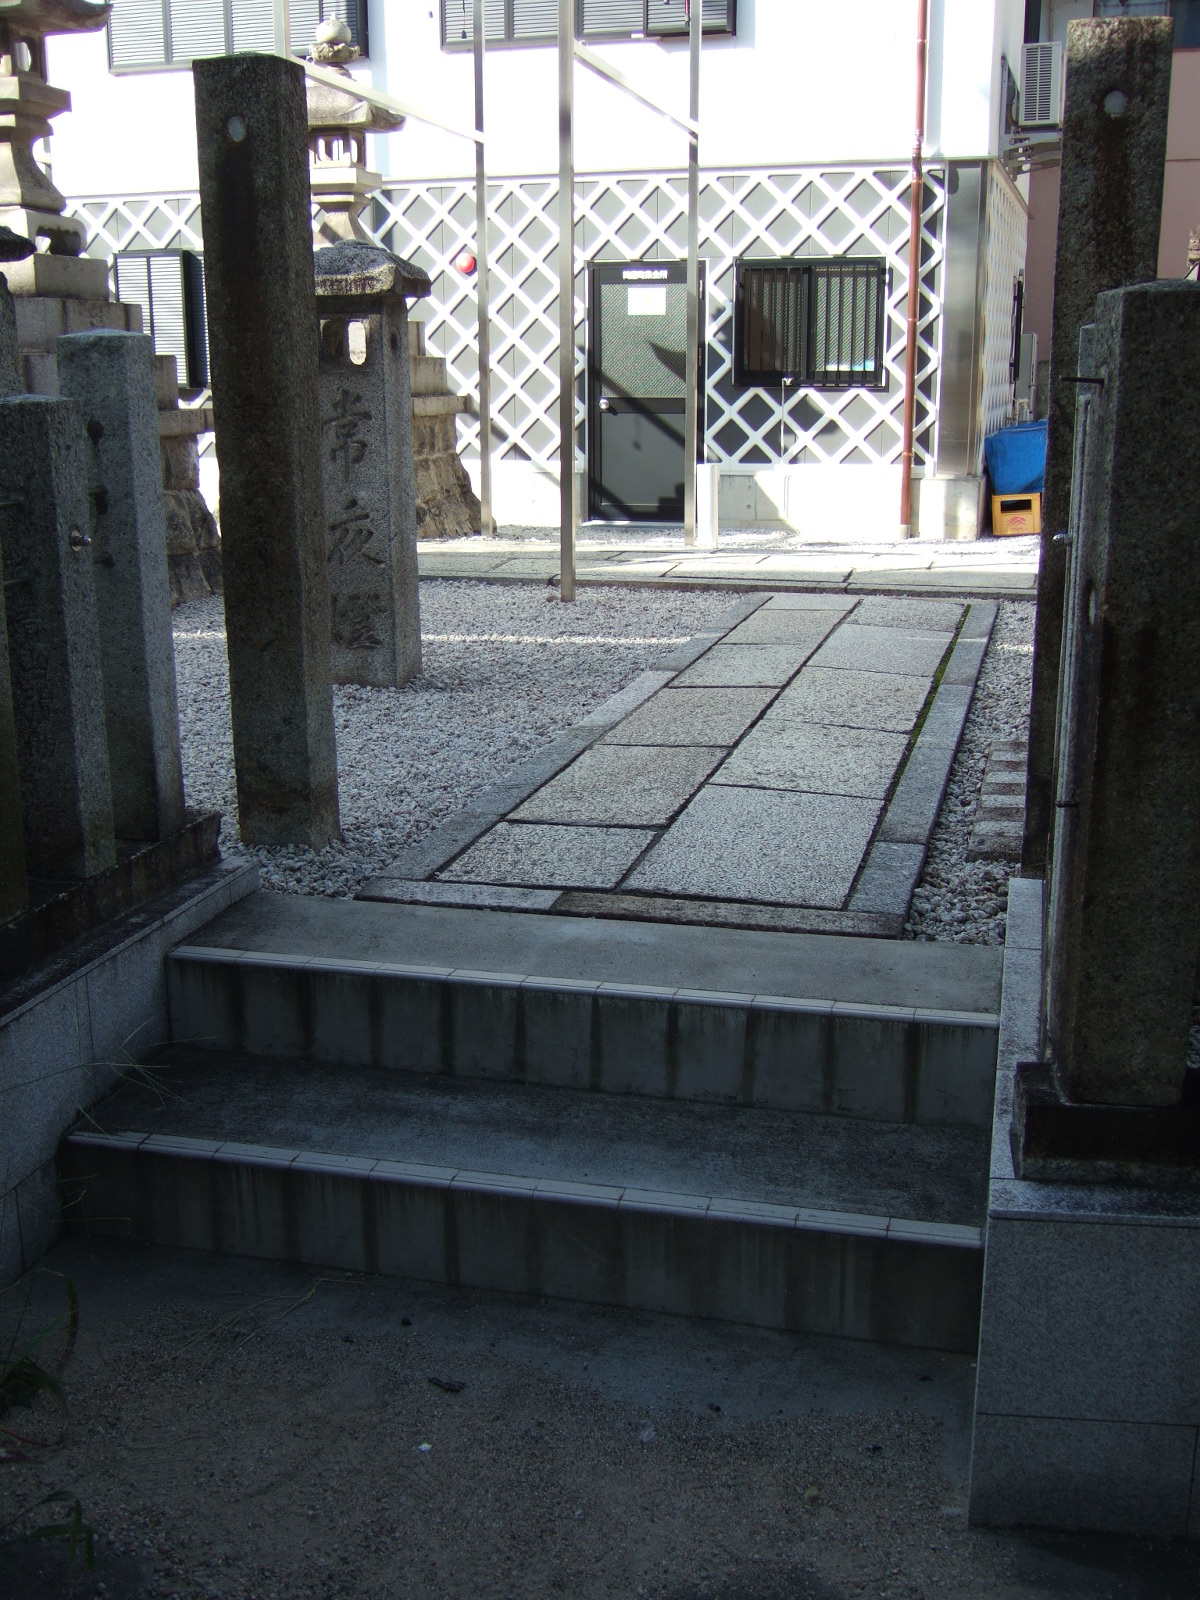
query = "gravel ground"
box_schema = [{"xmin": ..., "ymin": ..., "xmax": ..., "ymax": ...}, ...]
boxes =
[
  {"xmin": 904, "ymin": 602, "xmax": 1034, "ymax": 947},
  {"xmin": 174, "ymin": 583, "xmax": 735, "ymax": 898},
  {"xmin": 174, "ymin": 583, "xmax": 1033, "ymax": 936},
  {"xmin": 4, "ymin": 1239, "xmax": 1197, "ymax": 1600}
]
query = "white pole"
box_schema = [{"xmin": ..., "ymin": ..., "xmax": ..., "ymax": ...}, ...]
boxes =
[
  {"xmin": 473, "ymin": 0, "xmax": 494, "ymax": 538},
  {"xmin": 558, "ymin": 0, "xmax": 576, "ymax": 601},
  {"xmin": 683, "ymin": 0, "xmax": 701, "ymax": 547}
]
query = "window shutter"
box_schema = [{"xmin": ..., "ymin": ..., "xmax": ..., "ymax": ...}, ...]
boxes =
[
  {"xmin": 511, "ymin": 0, "xmax": 559, "ymax": 42},
  {"xmin": 114, "ymin": 255, "xmax": 153, "ymax": 331},
  {"xmin": 108, "ymin": 0, "xmax": 168, "ymax": 68},
  {"xmin": 646, "ymin": 0, "xmax": 734, "ymax": 36},
  {"xmin": 580, "ymin": 0, "xmax": 645, "ymax": 35},
  {"xmin": 807, "ymin": 261, "xmax": 885, "ymax": 389},
  {"xmin": 442, "ymin": 0, "xmax": 505, "ymax": 45},
  {"xmin": 168, "ymin": 0, "xmax": 228, "ymax": 62},
  {"xmin": 289, "ymin": 0, "xmax": 322, "ymax": 53},
  {"xmin": 229, "ymin": 0, "xmax": 276, "ymax": 53}
]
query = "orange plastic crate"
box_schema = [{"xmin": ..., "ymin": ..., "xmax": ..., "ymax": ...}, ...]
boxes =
[{"xmin": 991, "ymin": 492, "xmax": 1042, "ymax": 536}]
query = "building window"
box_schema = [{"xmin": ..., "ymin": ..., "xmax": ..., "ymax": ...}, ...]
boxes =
[
  {"xmin": 107, "ymin": 0, "xmax": 368, "ymax": 71},
  {"xmin": 114, "ymin": 250, "xmax": 210, "ymax": 388},
  {"xmin": 1092, "ymin": 0, "xmax": 1200, "ymax": 44},
  {"xmin": 441, "ymin": 0, "xmax": 735, "ymax": 49},
  {"xmin": 735, "ymin": 258, "xmax": 887, "ymax": 390}
]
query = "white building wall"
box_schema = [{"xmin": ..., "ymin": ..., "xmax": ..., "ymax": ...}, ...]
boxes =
[{"xmin": 46, "ymin": 0, "xmax": 1025, "ymax": 200}]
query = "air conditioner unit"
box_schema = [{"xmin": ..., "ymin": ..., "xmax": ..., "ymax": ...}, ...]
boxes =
[{"xmin": 1020, "ymin": 41, "xmax": 1063, "ymax": 128}]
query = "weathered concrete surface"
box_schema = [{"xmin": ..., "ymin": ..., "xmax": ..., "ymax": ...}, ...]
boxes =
[
  {"xmin": 1024, "ymin": 16, "xmax": 1173, "ymax": 875},
  {"xmin": 193, "ymin": 52, "xmax": 339, "ymax": 849},
  {"xmin": 0, "ymin": 395, "xmax": 115, "ymax": 879},
  {"xmin": 57, "ymin": 330, "xmax": 185, "ymax": 842},
  {"xmin": 1045, "ymin": 282, "xmax": 1200, "ymax": 1107},
  {"xmin": 0, "ymin": 274, "xmax": 19, "ymax": 395}
]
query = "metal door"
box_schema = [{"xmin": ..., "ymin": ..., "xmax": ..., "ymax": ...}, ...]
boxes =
[{"xmin": 587, "ymin": 260, "xmax": 702, "ymax": 522}]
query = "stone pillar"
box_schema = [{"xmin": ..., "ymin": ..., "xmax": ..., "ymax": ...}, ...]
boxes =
[
  {"xmin": 193, "ymin": 53, "xmax": 339, "ymax": 849},
  {"xmin": 315, "ymin": 242, "xmax": 430, "ymax": 687},
  {"xmin": 0, "ymin": 274, "xmax": 18, "ymax": 395},
  {"xmin": 1043, "ymin": 282, "xmax": 1200, "ymax": 1109},
  {"xmin": 0, "ymin": 395, "xmax": 115, "ymax": 879},
  {"xmin": 0, "ymin": 539, "xmax": 27, "ymax": 921},
  {"xmin": 57, "ymin": 330, "xmax": 186, "ymax": 843},
  {"xmin": 1022, "ymin": 16, "xmax": 1173, "ymax": 875}
]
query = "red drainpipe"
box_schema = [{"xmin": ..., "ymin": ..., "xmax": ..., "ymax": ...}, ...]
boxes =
[{"xmin": 900, "ymin": 0, "xmax": 930, "ymax": 536}]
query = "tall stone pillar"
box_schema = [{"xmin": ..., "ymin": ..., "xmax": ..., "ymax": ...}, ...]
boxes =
[
  {"xmin": 0, "ymin": 274, "xmax": 18, "ymax": 395},
  {"xmin": 1022, "ymin": 16, "xmax": 1172, "ymax": 875},
  {"xmin": 57, "ymin": 329, "xmax": 185, "ymax": 842},
  {"xmin": 193, "ymin": 53, "xmax": 339, "ymax": 849},
  {"xmin": 0, "ymin": 395, "xmax": 115, "ymax": 879},
  {"xmin": 1043, "ymin": 282, "xmax": 1200, "ymax": 1110},
  {"xmin": 0, "ymin": 539, "xmax": 27, "ymax": 922},
  {"xmin": 315, "ymin": 241, "xmax": 430, "ymax": 688}
]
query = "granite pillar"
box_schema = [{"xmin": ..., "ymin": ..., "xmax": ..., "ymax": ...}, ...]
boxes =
[
  {"xmin": 315, "ymin": 241, "xmax": 430, "ymax": 687},
  {"xmin": 1022, "ymin": 16, "xmax": 1173, "ymax": 876},
  {"xmin": 0, "ymin": 274, "xmax": 18, "ymax": 395},
  {"xmin": 56, "ymin": 330, "xmax": 185, "ymax": 843},
  {"xmin": 0, "ymin": 396, "xmax": 115, "ymax": 879},
  {"xmin": 193, "ymin": 53, "xmax": 339, "ymax": 849},
  {"xmin": 0, "ymin": 539, "xmax": 27, "ymax": 922},
  {"xmin": 1044, "ymin": 282, "xmax": 1200, "ymax": 1108}
]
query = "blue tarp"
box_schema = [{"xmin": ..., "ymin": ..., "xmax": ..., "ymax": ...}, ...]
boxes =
[{"xmin": 984, "ymin": 420, "xmax": 1047, "ymax": 494}]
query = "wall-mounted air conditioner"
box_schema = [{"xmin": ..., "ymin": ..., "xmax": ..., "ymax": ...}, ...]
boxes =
[{"xmin": 1020, "ymin": 41, "xmax": 1063, "ymax": 129}]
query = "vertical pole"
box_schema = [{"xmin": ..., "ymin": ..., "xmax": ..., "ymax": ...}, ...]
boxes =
[
  {"xmin": 557, "ymin": 0, "xmax": 576, "ymax": 601},
  {"xmin": 898, "ymin": 0, "xmax": 928, "ymax": 537},
  {"xmin": 273, "ymin": 0, "xmax": 290, "ymax": 55},
  {"xmin": 473, "ymin": 0, "xmax": 494, "ymax": 538},
  {"xmin": 683, "ymin": 0, "xmax": 700, "ymax": 548}
]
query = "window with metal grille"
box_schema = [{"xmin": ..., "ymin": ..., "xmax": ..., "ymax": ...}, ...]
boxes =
[
  {"xmin": 107, "ymin": 0, "xmax": 368, "ymax": 70},
  {"xmin": 735, "ymin": 258, "xmax": 887, "ymax": 390},
  {"xmin": 114, "ymin": 250, "xmax": 210, "ymax": 388},
  {"xmin": 441, "ymin": 0, "xmax": 735, "ymax": 48}
]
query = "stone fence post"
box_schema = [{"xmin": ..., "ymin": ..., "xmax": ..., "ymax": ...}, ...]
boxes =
[{"xmin": 193, "ymin": 52, "xmax": 339, "ymax": 849}]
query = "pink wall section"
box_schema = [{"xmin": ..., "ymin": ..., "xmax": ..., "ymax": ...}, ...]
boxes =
[{"xmin": 1023, "ymin": 50, "xmax": 1200, "ymax": 361}]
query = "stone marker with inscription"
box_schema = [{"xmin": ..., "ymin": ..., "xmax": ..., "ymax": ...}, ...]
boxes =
[
  {"xmin": 57, "ymin": 329, "xmax": 185, "ymax": 842},
  {"xmin": 193, "ymin": 52, "xmax": 339, "ymax": 848},
  {"xmin": 315, "ymin": 239, "xmax": 430, "ymax": 687},
  {"xmin": 0, "ymin": 394, "xmax": 115, "ymax": 879}
]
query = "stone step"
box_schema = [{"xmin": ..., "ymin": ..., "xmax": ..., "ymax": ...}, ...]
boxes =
[
  {"xmin": 409, "ymin": 351, "xmax": 451, "ymax": 394},
  {"xmin": 59, "ymin": 1047, "xmax": 986, "ymax": 1351},
  {"xmin": 166, "ymin": 897, "xmax": 1001, "ymax": 1130}
]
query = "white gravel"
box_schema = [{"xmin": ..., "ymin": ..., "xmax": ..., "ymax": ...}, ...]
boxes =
[
  {"xmin": 173, "ymin": 582, "xmax": 735, "ymax": 897},
  {"xmin": 905, "ymin": 600, "xmax": 1035, "ymax": 946}
]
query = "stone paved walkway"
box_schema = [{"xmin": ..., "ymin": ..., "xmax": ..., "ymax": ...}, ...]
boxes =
[
  {"xmin": 363, "ymin": 591, "xmax": 996, "ymax": 937},
  {"xmin": 417, "ymin": 531, "xmax": 1039, "ymax": 598}
]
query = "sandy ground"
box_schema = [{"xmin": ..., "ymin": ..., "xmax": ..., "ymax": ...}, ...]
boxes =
[{"xmin": 2, "ymin": 1240, "xmax": 1197, "ymax": 1600}]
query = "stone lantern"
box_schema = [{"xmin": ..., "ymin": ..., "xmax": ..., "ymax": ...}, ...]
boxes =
[
  {"xmin": 304, "ymin": 17, "xmax": 404, "ymax": 246},
  {"xmin": 0, "ymin": 0, "xmax": 112, "ymax": 293},
  {"xmin": 315, "ymin": 238, "xmax": 431, "ymax": 688}
]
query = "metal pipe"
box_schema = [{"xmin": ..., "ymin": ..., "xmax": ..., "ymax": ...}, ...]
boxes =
[
  {"xmin": 899, "ymin": 0, "xmax": 929, "ymax": 537},
  {"xmin": 683, "ymin": 0, "xmax": 701, "ymax": 547},
  {"xmin": 558, "ymin": 0, "xmax": 576, "ymax": 600},
  {"xmin": 473, "ymin": 0, "xmax": 494, "ymax": 539},
  {"xmin": 301, "ymin": 59, "xmax": 481, "ymax": 146},
  {"xmin": 572, "ymin": 41, "xmax": 698, "ymax": 137}
]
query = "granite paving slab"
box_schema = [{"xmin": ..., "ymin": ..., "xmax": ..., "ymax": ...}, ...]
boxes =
[
  {"xmin": 673, "ymin": 643, "xmax": 819, "ymax": 688},
  {"xmin": 851, "ymin": 597, "xmax": 964, "ymax": 632},
  {"xmin": 772, "ymin": 666, "xmax": 932, "ymax": 733},
  {"xmin": 511, "ymin": 744, "xmax": 725, "ymax": 826},
  {"xmin": 722, "ymin": 607, "xmax": 851, "ymax": 648},
  {"xmin": 626, "ymin": 786, "xmax": 881, "ymax": 910},
  {"xmin": 713, "ymin": 720, "xmax": 909, "ymax": 800},
  {"xmin": 601, "ymin": 686, "xmax": 775, "ymax": 748},
  {"xmin": 761, "ymin": 593, "xmax": 859, "ymax": 614},
  {"xmin": 810, "ymin": 624, "xmax": 952, "ymax": 677},
  {"xmin": 442, "ymin": 822, "xmax": 655, "ymax": 890}
]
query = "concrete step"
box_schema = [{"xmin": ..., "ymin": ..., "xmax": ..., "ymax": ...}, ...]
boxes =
[
  {"xmin": 166, "ymin": 897, "xmax": 1001, "ymax": 1130},
  {"xmin": 60, "ymin": 1047, "xmax": 986, "ymax": 1352}
]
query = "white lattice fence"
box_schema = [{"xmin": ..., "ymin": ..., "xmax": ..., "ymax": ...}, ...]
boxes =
[
  {"xmin": 68, "ymin": 164, "xmax": 947, "ymax": 472},
  {"xmin": 977, "ymin": 166, "xmax": 1029, "ymax": 462}
]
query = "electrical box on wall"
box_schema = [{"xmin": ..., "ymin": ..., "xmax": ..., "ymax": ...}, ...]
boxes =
[{"xmin": 1020, "ymin": 42, "xmax": 1063, "ymax": 128}]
